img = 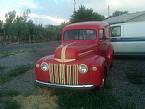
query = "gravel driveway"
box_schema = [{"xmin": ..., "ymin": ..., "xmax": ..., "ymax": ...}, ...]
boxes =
[
  {"xmin": 110, "ymin": 59, "xmax": 145, "ymax": 109},
  {"xmin": 0, "ymin": 41, "xmax": 60, "ymax": 94}
]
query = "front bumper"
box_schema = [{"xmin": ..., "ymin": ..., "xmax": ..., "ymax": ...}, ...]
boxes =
[{"xmin": 35, "ymin": 80, "xmax": 95, "ymax": 89}]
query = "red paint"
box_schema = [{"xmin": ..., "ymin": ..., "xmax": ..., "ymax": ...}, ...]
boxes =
[{"xmin": 35, "ymin": 21, "xmax": 113, "ymax": 88}]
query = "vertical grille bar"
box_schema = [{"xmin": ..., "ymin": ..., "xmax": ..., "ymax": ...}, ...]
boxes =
[
  {"xmin": 69, "ymin": 65, "xmax": 72, "ymax": 84},
  {"xmin": 53, "ymin": 64, "xmax": 59, "ymax": 83},
  {"xmin": 72, "ymin": 65, "xmax": 75, "ymax": 84},
  {"xmin": 66, "ymin": 65, "xmax": 71, "ymax": 85},
  {"xmin": 59, "ymin": 64, "xmax": 62, "ymax": 84},
  {"xmin": 59, "ymin": 64, "xmax": 65, "ymax": 84},
  {"xmin": 49, "ymin": 64, "xmax": 78, "ymax": 85},
  {"xmin": 75, "ymin": 65, "xmax": 79, "ymax": 84},
  {"xmin": 62, "ymin": 64, "xmax": 65, "ymax": 84},
  {"xmin": 49, "ymin": 64, "xmax": 54, "ymax": 83}
]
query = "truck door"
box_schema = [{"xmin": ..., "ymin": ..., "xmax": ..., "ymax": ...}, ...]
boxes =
[{"xmin": 98, "ymin": 29, "xmax": 108, "ymax": 57}]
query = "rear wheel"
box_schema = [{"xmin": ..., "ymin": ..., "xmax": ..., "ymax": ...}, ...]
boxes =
[{"xmin": 109, "ymin": 51, "xmax": 114, "ymax": 68}]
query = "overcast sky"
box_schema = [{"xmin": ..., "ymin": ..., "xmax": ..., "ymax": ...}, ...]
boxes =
[{"xmin": 0, "ymin": 0, "xmax": 145, "ymax": 25}]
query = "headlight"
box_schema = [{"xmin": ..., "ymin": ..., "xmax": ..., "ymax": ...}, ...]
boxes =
[
  {"xmin": 79, "ymin": 64, "xmax": 88, "ymax": 74},
  {"xmin": 41, "ymin": 62, "xmax": 49, "ymax": 71}
]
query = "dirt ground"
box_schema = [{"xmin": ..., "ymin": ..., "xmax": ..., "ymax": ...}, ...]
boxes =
[{"xmin": 0, "ymin": 41, "xmax": 145, "ymax": 109}]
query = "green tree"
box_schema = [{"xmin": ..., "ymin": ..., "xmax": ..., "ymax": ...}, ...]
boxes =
[
  {"xmin": 112, "ymin": 10, "xmax": 128, "ymax": 17},
  {"xmin": 0, "ymin": 20, "xmax": 3, "ymax": 30},
  {"xmin": 0, "ymin": 20, "xmax": 3, "ymax": 43},
  {"xmin": 59, "ymin": 22, "xmax": 70, "ymax": 30},
  {"xmin": 0, "ymin": 20, "xmax": 3, "ymax": 34},
  {"xmin": 5, "ymin": 10, "xmax": 16, "ymax": 23},
  {"xmin": 45, "ymin": 25, "xmax": 60, "ymax": 41},
  {"xmin": 70, "ymin": 5, "xmax": 105, "ymax": 23},
  {"xmin": 4, "ymin": 10, "xmax": 16, "ymax": 42},
  {"xmin": 0, "ymin": 9, "xmax": 68, "ymax": 44},
  {"xmin": 13, "ymin": 9, "xmax": 31, "ymax": 42}
]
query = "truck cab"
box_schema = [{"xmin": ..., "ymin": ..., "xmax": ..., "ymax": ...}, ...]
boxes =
[{"xmin": 35, "ymin": 21, "xmax": 113, "ymax": 89}]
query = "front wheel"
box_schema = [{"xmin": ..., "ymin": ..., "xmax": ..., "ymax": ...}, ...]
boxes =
[
  {"xmin": 106, "ymin": 49, "xmax": 114, "ymax": 68},
  {"xmin": 100, "ymin": 67, "xmax": 107, "ymax": 89},
  {"xmin": 92, "ymin": 67, "xmax": 107, "ymax": 92}
]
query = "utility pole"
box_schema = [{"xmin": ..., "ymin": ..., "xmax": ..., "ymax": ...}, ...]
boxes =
[
  {"xmin": 108, "ymin": 4, "xmax": 110, "ymax": 17},
  {"xmin": 74, "ymin": 0, "xmax": 76, "ymax": 12}
]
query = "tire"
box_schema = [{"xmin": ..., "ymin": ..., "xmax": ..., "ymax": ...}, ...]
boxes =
[
  {"xmin": 109, "ymin": 51, "xmax": 114, "ymax": 68},
  {"xmin": 100, "ymin": 67, "xmax": 107, "ymax": 88}
]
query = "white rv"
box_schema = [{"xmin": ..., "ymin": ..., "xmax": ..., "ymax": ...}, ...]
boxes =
[{"xmin": 110, "ymin": 21, "xmax": 145, "ymax": 55}]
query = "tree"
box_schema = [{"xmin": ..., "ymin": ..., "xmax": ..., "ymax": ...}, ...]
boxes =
[
  {"xmin": 70, "ymin": 5, "xmax": 105, "ymax": 23},
  {"xmin": 5, "ymin": 10, "xmax": 16, "ymax": 23},
  {"xmin": 12, "ymin": 9, "xmax": 31, "ymax": 42},
  {"xmin": 4, "ymin": 10, "xmax": 16, "ymax": 42},
  {"xmin": 0, "ymin": 20, "xmax": 3, "ymax": 43},
  {"xmin": 112, "ymin": 10, "xmax": 128, "ymax": 17},
  {"xmin": 0, "ymin": 9, "xmax": 71, "ymax": 44},
  {"xmin": 0, "ymin": 20, "xmax": 3, "ymax": 33}
]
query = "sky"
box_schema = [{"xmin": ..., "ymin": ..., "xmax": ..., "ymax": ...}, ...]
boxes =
[{"xmin": 0, "ymin": 0, "xmax": 145, "ymax": 25}]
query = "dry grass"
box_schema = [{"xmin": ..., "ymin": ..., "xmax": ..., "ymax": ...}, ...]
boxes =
[
  {"xmin": 0, "ymin": 90, "xmax": 20, "ymax": 109},
  {"xmin": 13, "ymin": 90, "xmax": 58, "ymax": 109}
]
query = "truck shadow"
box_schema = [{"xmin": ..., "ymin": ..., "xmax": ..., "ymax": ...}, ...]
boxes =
[
  {"xmin": 50, "ymin": 82, "xmax": 122, "ymax": 109},
  {"xmin": 114, "ymin": 55, "xmax": 145, "ymax": 60}
]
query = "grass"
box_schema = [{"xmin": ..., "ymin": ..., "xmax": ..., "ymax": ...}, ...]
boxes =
[
  {"xmin": 122, "ymin": 103, "xmax": 137, "ymax": 109},
  {"xmin": 0, "ymin": 90, "xmax": 20, "ymax": 109},
  {"xmin": 0, "ymin": 90, "xmax": 19, "ymax": 97},
  {"xmin": 0, "ymin": 99, "xmax": 21, "ymax": 109},
  {"xmin": 53, "ymin": 90, "xmax": 118, "ymax": 109},
  {"xmin": 126, "ymin": 71, "xmax": 145, "ymax": 84},
  {"xmin": 0, "ymin": 66, "xmax": 6, "ymax": 71},
  {"xmin": 126, "ymin": 64, "xmax": 145, "ymax": 84},
  {"xmin": 0, "ymin": 64, "xmax": 33, "ymax": 84},
  {"xmin": 0, "ymin": 50, "xmax": 25, "ymax": 58},
  {"xmin": 13, "ymin": 94, "xmax": 58, "ymax": 109},
  {"xmin": 29, "ymin": 47, "xmax": 38, "ymax": 53},
  {"xmin": 125, "ymin": 90, "xmax": 133, "ymax": 97},
  {"xmin": 0, "ymin": 52, "xmax": 16, "ymax": 57},
  {"xmin": 51, "ymin": 81, "xmax": 121, "ymax": 109}
]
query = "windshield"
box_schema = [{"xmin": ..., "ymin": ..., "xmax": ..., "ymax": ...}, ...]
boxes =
[{"xmin": 64, "ymin": 29, "xmax": 96, "ymax": 40}]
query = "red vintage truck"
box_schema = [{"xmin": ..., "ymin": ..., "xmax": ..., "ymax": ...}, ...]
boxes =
[{"xmin": 35, "ymin": 21, "xmax": 113, "ymax": 89}]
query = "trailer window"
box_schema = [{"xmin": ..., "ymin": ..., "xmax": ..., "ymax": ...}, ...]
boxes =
[
  {"xmin": 111, "ymin": 26, "xmax": 121, "ymax": 37},
  {"xmin": 64, "ymin": 29, "xmax": 96, "ymax": 40}
]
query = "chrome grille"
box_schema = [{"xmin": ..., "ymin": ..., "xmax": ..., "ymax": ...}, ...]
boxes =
[{"xmin": 48, "ymin": 64, "xmax": 79, "ymax": 85}]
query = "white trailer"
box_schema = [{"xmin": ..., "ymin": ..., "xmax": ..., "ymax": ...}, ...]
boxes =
[{"xmin": 110, "ymin": 21, "xmax": 145, "ymax": 55}]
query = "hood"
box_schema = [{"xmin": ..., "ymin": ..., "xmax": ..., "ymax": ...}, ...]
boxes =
[{"xmin": 54, "ymin": 41, "xmax": 97, "ymax": 63}]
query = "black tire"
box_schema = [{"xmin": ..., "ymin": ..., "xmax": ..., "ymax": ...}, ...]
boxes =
[
  {"xmin": 101, "ymin": 67, "xmax": 107, "ymax": 88},
  {"xmin": 109, "ymin": 51, "xmax": 114, "ymax": 68}
]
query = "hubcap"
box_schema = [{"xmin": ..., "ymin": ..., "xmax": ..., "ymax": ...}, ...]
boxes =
[{"xmin": 101, "ymin": 78, "xmax": 105, "ymax": 87}]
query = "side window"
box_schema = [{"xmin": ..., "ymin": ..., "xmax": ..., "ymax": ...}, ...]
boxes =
[
  {"xmin": 111, "ymin": 26, "xmax": 121, "ymax": 37},
  {"xmin": 99, "ymin": 29, "xmax": 105, "ymax": 40}
]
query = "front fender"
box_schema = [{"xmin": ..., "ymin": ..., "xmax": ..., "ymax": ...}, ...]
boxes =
[
  {"xmin": 35, "ymin": 55, "xmax": 54, "ymax": 82},
  {"xmin": 87, "ymin": 55, "xmax": 106, "ymax": 87}
]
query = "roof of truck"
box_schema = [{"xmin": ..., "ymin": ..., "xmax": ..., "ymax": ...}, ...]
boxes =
[{"xmin": 64, "ymin": 21, "xmax": 109, "ymax": 30}]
